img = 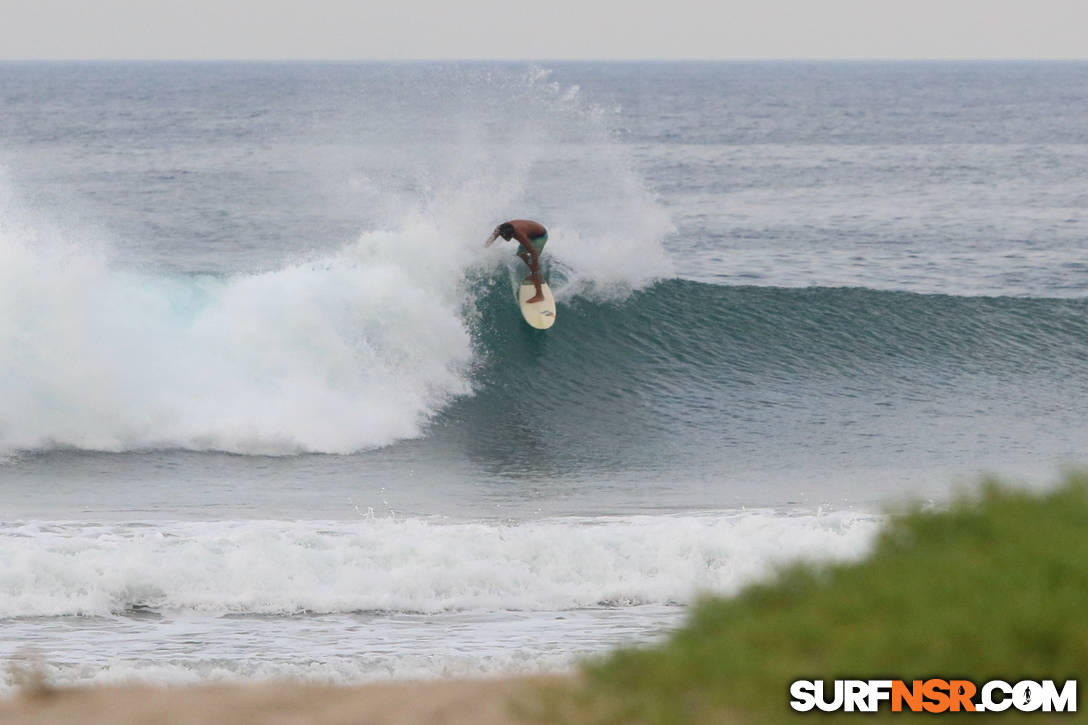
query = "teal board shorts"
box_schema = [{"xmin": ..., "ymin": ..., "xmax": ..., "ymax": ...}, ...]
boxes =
[{"xmin": 517, "ymin": 232, "xmax": 547, "ymax": 256}]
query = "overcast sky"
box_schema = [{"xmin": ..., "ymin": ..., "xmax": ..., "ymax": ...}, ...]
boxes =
[{"xmin": 2, "ymin": 0, "xmax": 1086, "ymax": 60}]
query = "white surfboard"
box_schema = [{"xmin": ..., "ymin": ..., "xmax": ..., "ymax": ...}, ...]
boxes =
[{"xmin": 518, "ymin": 276, "xmax": 557, "ymax": 329}]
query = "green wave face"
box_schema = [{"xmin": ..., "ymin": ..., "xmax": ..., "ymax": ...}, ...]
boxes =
[{"xmin": 436, "ymin": 279, "xmax": 1088, "ymax": 480}]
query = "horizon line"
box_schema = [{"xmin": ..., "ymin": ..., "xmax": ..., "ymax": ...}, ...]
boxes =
[{"xmin": 1, "ymin": 56, "xmax": 1087, "ymax": 63}]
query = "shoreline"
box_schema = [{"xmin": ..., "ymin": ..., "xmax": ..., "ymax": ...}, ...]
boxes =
[{"xmin": 0, "ymin": 675, "xmax": 563, "ymax": 725}]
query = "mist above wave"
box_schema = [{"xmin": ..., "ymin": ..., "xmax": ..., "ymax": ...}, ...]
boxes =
[{"xmin": 0, "ymin": 66, "xmax": 673, "ymax": 457}]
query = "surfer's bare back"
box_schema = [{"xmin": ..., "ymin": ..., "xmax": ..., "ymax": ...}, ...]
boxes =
[{"xmin": 485, "ymin": 219, "xmax": 548, "ymax": 303}]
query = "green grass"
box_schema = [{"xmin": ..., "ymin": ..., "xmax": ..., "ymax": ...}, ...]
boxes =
[{"xmin": 542, "ymin": 473, "xmax": 1088, "ymax": 724}]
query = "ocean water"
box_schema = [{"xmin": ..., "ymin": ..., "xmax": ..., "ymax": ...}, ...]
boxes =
[{"xmin": 1, "ymin": 61, "xmax": 1086, "ymax": 690}]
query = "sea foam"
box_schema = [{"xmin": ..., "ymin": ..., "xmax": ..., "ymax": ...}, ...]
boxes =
[
  {"xmin": 0, "ymin": 216, "xmax": 475, "ymax": 455},
  {"xmin": 0, "ymin": 511, "xmax": 879, "ymax": 618}
]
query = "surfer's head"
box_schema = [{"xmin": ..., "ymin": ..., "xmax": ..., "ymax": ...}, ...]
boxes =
[{"xmin": 497, "ymin": 222, "xmax": 515, "ymax": 240}]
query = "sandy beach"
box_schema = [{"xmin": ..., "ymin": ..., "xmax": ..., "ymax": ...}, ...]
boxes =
[{"xmin": 0, "ymin": 677, "xmax": 557, "ymax": 725}]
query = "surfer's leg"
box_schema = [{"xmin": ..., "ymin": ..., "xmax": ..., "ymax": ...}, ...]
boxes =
[
  {"xmin": 526, "ymin": 262, "xmax": 544, "ymax": 303},
  {"xmin": 529, "ymin": 233, "xmax": 547, "ymax": 256},
  {"xmin": 524, "ymin": 234, "xmax": 547, "ymax": 302},
  {"xmin": 518, "ymin": 241, "xmax": 545, "ymax": 302},
  {"xmin": 517, "ymin": 244, "xmax": 533, "ymax": 269}
]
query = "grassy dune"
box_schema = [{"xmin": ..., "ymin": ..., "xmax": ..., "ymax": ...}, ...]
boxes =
[{"xmin": 547, "ymin": 473, "xmax": 1088, "ymax": 724}]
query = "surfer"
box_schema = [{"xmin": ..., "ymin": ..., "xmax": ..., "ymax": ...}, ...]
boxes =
[{"xmin": 485, "ymin": 219, "xmax": 548, "ymax": 303}]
